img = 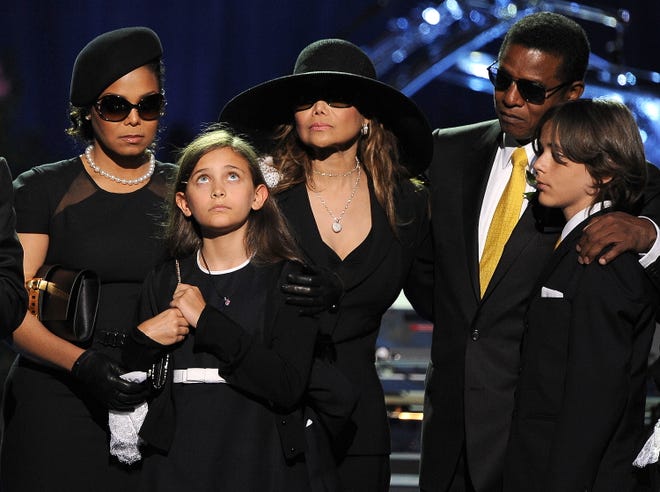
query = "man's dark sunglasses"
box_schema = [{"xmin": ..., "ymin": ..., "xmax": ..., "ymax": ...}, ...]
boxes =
[
  {"xmin": 94, "ymin": 93, "xmax": 165, "ymax": 122},
  {"xmin": 487, "ymin": 62, "xmax": 571, "ymax": 105}
]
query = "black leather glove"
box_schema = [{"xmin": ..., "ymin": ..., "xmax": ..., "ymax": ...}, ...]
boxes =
[
  {"xmin": 72, "ymin": 349, "xmax": 149, "ymax": 411},
  {"xmin": 281, "ymin": 264, "xmax": 343, "ymax": 315}
]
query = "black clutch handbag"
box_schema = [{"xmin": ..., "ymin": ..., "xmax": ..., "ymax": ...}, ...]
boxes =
[{"xmin": 26, "ymin": 264, "xmax": 100, "ymax": 343}]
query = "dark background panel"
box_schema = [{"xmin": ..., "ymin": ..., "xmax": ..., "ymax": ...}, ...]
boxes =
[{"xmin": 0, "ymin": 0, "xmax": 657, "ymax": 175}]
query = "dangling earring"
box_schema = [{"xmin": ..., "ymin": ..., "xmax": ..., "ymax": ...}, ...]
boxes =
[{"xmin": 361, "ymin": 122, "xmax": 369, "ymax": 136}]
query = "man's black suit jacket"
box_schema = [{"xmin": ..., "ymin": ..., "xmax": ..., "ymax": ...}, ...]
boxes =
[{"xmin": 407, "ymin": 120, "xmax": 660, "ymax": 492}]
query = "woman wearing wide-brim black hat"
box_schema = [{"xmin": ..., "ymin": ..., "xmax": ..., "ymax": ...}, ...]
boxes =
[
  {"xmin": 221, "ymin": 38, "xmax": 432, "ymax": 175},
  {"xmin": 221, "ymin": 38, "xmax": 433, "ymax": 492}
]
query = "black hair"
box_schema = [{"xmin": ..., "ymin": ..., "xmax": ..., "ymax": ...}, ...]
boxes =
[
  {"xmin": 500, "ymin": 12, "xmax": 590, "ymax": 84},
  {"xmin": 65, "ymin": 59, "xmax": 165, "ymax": 145}
]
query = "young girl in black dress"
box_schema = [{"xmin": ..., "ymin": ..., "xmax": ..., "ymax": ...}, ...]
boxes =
[{"xmin": 123, "ymin": 125, "xmax": 351, "ymax": 491}]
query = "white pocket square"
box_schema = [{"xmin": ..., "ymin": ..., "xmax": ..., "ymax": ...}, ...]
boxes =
[{"xmin": 541, "ymin": 286, "xmax": 564, "ymax": 298}]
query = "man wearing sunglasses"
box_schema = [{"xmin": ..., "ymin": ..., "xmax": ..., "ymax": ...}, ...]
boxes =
[{"xmin": 410, "ymin": 11, "xmax": 660, "ymax": 492}]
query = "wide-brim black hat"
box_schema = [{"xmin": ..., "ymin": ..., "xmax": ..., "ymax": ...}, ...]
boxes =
[{"xmin": 219, "ymin": 38, "xmax": 432, "ymax": 174}]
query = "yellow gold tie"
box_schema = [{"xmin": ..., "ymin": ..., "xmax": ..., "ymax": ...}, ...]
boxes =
[
  {"xmin": 479, "ymin": 147, "xmax": 528, "ymax": 297},
  {"xmin": 554, "ymin": 236, "xmax": 562, "ymax": 250}
]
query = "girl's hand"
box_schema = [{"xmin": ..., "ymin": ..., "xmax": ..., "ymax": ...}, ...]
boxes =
[
  {"xmin": 137, "ymin": 308, "xmax": 189, "ymax": 346},
  {"xmin": 170, "ymin": 283, "xmax": 206, "ymax": 328}
]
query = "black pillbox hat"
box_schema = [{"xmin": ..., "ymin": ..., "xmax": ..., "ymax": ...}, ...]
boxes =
[{"xmin": 70, "ymin": 26, "xmax": 162, "ymax": 107}]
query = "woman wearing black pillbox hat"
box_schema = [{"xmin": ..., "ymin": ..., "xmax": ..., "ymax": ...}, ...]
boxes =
[
  {"xmin": 220, "ymin": 38, "xmax": 433, "ymax": 491},
  {"xmin": 1, "ymin": 27, "xmax": 176, "ymax": 491}
]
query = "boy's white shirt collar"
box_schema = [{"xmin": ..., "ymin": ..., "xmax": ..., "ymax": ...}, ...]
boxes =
[{"xmin": 559, "ymin": 201, "xmax": 612, "ymax": 243}]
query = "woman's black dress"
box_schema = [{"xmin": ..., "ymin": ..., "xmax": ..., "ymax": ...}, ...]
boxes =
[{"xmin": 1, "ymin": 157, "xmax": 175, "ymax": 491}]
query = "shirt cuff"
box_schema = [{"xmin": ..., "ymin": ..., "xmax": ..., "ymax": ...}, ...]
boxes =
[{"xmin": 639, "ymin": 216, "xmax": 660, "ymax": 268}]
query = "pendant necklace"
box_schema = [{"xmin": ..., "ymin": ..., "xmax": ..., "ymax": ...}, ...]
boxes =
[
  {"xmin": 84, "ymin": 145, "xmax": 155, "ymax": 185},
  {"xmin": 198, "ymin": 249, "xmax": 233, "ymax": 307},
  {"xmin": 312, "ymin": 156, "xmax": 360, "ymax": 177},
  {"xmin": 314, "ymin": 159, "xmax": 361, "ymax": 233}
]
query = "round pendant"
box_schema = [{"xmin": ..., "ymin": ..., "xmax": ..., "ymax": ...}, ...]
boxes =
[{"xmin": 332, "ymin": 221, "xmax": 342, "ymax": 233}]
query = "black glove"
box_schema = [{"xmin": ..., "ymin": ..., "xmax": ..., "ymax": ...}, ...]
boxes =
[
  {"xmin": 72, "ymin": 349, "xmax": 149, "ymax": 411},
  {"xmin": 281, "ymin": 264, "xmax": 343, "ymax": 315}
]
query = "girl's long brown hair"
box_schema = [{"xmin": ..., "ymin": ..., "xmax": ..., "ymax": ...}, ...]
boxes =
[{"xmin": 166, "ymin": 124, "xmax": 301, "ymax": 264}]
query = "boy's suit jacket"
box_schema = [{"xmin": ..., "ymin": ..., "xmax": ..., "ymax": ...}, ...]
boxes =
[{"xmin": 503, "ymin": 212, "xmax": 657, "ymax": 491}]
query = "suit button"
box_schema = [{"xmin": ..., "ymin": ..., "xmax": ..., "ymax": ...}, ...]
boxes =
[{"xmin": 471, "ymin": 329, "xmax": 480, "ymax": 341}]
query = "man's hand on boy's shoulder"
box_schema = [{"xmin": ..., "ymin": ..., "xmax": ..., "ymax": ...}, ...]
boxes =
[{"xmin": 577, "ymin": 212, "xmax": 657, "ymax": 265}]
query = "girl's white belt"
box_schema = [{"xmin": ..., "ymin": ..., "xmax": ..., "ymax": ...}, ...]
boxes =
[{"xmin": 172, "ymin": 368, "xmax": 226, "ymax": 384}]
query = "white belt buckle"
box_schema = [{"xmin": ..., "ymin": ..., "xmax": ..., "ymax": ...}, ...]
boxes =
[{"xmin": 173, "ymin": 368, "xmax": 227, "ymax": 384}]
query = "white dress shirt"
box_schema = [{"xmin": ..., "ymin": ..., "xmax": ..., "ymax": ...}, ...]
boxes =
[{"xmin": 478, "ymin": 138, "xmax": 536, "ymax": 260}]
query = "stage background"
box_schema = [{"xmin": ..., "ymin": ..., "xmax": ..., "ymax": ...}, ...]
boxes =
[
  {"xmin": 0, "ymin": 2, "xmax": 658, "ymax": 489},
  {"xmin": 0, "ymin": 0, "xmax": 658, "ymax": 175}
]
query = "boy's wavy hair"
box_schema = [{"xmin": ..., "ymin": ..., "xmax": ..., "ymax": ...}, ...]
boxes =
[{"xmin": 533, "ymin": 98, "xmax": 647, "ymax": 212}]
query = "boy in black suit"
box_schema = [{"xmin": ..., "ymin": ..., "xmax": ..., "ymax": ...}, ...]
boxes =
[{"xmin": 503, "ymin": 98, "xmax": 656, "ymax": 491}]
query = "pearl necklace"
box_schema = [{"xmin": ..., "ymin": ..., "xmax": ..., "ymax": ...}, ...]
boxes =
[
  {"xmin": 312, "ymin": 156, "xmax": 360, "ymax": 177},
  {"xmin": 84, "ymin": 145, "xmax": 155, "ymax": 185},
  {"xmin": 314, "ymin": 161, "xmax": 361, "ymax": 233}
]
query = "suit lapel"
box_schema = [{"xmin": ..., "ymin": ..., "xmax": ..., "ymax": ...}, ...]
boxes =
[
  {"xmin": 344, "ymin": 193, "xmax": 395, "ymax": 288},
  {"xmin": 530, "ymin": 211, "xmax": 608, "ymax": 296},
  {"xmin": 480, "ymin": 197, "xmax": 565, "ymax": 301},
  {"xmin": 531, "ymin": 238, "xmax": 573, "ymax": 300},
  {"xmin": 481, "ymin": 205, "xmax": 540, "ymax": 299},
  {"xmin": 278, "ymin": 184, "xmax": 326, "ymax": 262},
  {"xmin": 531, "ymin": 197, "xmax": 565, "ymax": 233},
  {"xmin": 278, "ymin": 182, "xmax": 395, "ymax": 290}
]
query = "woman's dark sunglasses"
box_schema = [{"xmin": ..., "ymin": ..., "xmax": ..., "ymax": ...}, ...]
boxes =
[
  {"xmin": 293, "ymin": 98, "xmax": 353, "ymax": 112},
  {"xmin": 94, "ymin": 93, "xmax": 165, "ymax": 122},
  {"xmin": 487, "ymin": 63, "xmax": 571, "ymax": 105}
]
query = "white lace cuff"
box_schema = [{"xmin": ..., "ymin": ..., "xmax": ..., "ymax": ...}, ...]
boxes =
[
  {"xmin": 633, "ymin": 419, "xmax": 660, "ymax": 467},
  {"xmin": 108, "ymin": 371, "xmax": 148, "ymax": 465}
]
